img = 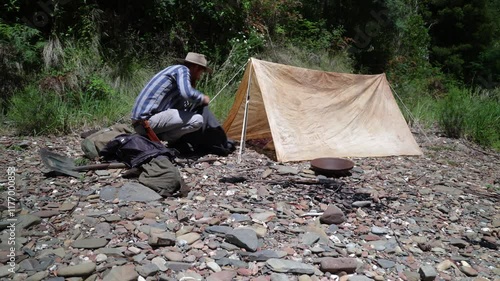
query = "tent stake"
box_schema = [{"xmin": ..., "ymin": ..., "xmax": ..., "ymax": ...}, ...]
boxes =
[{"xmin": 237, "ymin": 61, "xmax": 253, "ymax": 163}]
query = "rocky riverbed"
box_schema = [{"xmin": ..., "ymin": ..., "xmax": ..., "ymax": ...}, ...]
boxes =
[{"xmin": 0, "ymin": 132, "xmax": 499, "ymax": 281}]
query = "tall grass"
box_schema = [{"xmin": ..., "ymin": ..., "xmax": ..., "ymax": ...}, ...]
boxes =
[
  {"xmin": 392, "ymin": 77, "xmax": 499, "ymax": 151},
  {"xmin": 259, "ymin": 44, "xmax": 354, "ymax": 73},
  {"xmin": 437, "ymin": 87, "xmax": 500, "ymax": 150},
  {"xmin": 7, "ymin": 35, "xmax": 153, "ymax": 135}
]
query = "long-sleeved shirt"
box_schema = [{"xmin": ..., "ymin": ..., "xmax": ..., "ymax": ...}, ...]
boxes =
[{"xmin": 131, "ymin": 65, "xmax": 204, "ymax": 120}]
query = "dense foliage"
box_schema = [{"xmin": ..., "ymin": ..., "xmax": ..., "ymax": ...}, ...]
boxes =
[{"xmin": 1, "ymin": 0, "xmax": 499, "ymax": 149}]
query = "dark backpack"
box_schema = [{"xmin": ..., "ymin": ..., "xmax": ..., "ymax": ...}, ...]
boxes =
[
  {"xmin": 81, "ymin": 124, "xmax": 135, "ymax": 159},
  {"xmin": 100, "ymin": 134, "xmax": 177, "ymax": 167},
  {"xmin": 172, "ymin": 106, "xmax": 235, "ymax": 156}
]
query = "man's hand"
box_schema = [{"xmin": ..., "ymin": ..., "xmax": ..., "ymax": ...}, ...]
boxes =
[{"xmin": 202, "ymin": 95, "xmax": 210, "ymax": 105}]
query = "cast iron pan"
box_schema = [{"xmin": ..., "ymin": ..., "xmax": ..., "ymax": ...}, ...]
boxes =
[{"xmin": 310, "ymin": 157, "xmax": 355, "ymax": 177}]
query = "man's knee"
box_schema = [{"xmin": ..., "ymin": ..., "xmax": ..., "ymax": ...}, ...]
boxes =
[{"xmin": 190, "ymin": 114, "xmax": 204, "ymax": 129}]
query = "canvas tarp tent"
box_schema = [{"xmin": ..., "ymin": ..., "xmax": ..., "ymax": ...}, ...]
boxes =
[{"xmin": 223, "ymin": 58, "xmax": 423, "ymax": 162}]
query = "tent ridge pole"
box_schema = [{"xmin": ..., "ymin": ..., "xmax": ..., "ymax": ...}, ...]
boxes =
[{"xmin": 237, "ymin": 59, "xmax": 253, "ymax": 163}]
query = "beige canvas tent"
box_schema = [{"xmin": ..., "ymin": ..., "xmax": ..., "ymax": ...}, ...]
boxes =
[{"xmin": 223, "ymin": 58, "xmax": 423, "ymax": 162}]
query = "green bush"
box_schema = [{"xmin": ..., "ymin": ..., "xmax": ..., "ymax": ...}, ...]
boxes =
[
  {"xmin": 465, "ymin": 89, "xmax": 500, "ymax": 150},
  {"xmin": 7, "ymin": 79, "xmax": 132, "ymax": 135},
  {"xmin": 84, "ymin": 75, "xmax": 116, "ymax": 101},
  {"xmin": 7, "ymin": 86, "xmax": 69, "ymax": 134},
  {"xmin": 0, "ymin": 22, "xmax": 44, "ymax": 110},
  {"xmin": 438, "ymin": 87, "xmax": 467, "ymax": 138},
  {"xmin": 438, "ymin": 87, "xmax": 500, "ymax": 150}
]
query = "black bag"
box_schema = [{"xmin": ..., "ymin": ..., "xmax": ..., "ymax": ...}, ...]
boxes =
[
  {"xmin": 172, "ymin": 106, "xmax": 235, "ymax": 156},
  {"xmin": 100, "ymin": 134, "xmax": 177, "ymax": 168}
]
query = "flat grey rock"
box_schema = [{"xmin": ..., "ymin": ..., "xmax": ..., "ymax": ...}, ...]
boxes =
[
  {"xmin": 72, "ymin": 238, "xmax": 108, "ymax": 249},
  {"xmin": 240, "ymin": 249, "xmax": 286, "ymax": 261},
  {"xmin": 205, "ymin": 226, "xmax": 233, "ymax": 235},
  {"xmin": 57, "ymin": 262, "xmax": 96, "ymax": 277},
  {"xmin": 376, "ymin": 259, "xmax": 396, "ymax": 268},
  {"xmin": 266, "ymin": 258, "xmax": 316, "ymax": 274},
  {"xmin": 100, "ymin": 183, "xmax": 162, "ymax": 202},
  {"xmin": 371, "ymin": 226, "xmax": 389, "ymax": 235},
  {"xmin": 225, "ymin": 228, "xmax": 259, "ymax": 252},
  {"xmin": 102, "ymin": 264, "xmax": 138, "ymax": 281},
  {"xmin": 271, "ymin": 273, "xmax": 290, "ymax": 281}
]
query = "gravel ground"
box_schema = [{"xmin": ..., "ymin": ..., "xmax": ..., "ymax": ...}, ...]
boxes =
[{"xmin": 0, "ymin": 131, "xmax": 499, "ymax": 281}]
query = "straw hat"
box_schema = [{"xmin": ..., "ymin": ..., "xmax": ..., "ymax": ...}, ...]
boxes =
[{"xmin": 177, "ymin": 52, "xmax": 212, "ymax": 73}]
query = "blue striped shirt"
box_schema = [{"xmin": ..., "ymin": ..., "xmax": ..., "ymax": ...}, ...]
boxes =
[{"xmin": 131, "ymin": 65, "xmax": 204, "ymax": 120}]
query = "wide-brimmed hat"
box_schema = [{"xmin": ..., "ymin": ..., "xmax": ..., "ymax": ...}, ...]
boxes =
[{"xmin": 177, "ymin": 52, "xmax": 212, "ymax": 73}]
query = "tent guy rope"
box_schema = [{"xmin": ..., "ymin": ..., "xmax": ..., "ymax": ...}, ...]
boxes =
[
  {"xmin": 210, "ymin": 60, "xmax": 249, "ymax": 103},
  {"xmin": 390, "ymin": 84, "xmax": 432, "ymax": 144}
]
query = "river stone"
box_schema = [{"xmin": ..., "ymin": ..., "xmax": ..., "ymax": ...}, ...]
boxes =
[
  {"xmin": 100, "ymin": 183, "xmax": 162, "ymax": 202},
  {"xmin": 151, "ymin": 257, "xmax": 168, "ymax": 271},
  {"xmin": 276, "ymin": 166, "xmax": 299, "ymax": 175},
  {"xmin": 371, "ymin": 226, "xmax": 389, "ymax": 235},
  {"xmin": 18, "ymin": 258, "xmax": 45, "ymax": 272},
  {"xmin": 241, "ymin": 225, "xmax": 268, "ymax": 238},
  {"xmin": 207, "ymin": 261, "xmax": 222, "ymax": 272},
  {"xmin": 0, "ymin": 264, "xmax": 17, "ymax": 278},
  {"xmin": 460, "ymin": 266, "xmax": 478, "ymax": 276},
  {"xmin": 352, "ymin": 201, "xmax": 372, "ymax": 207},
  {"xmin": 433, "ymin": 185, "xmax": 463, "ymax": 195},
  {"xmin": 403, "ymin": 271, "xmax": 421, "ymax": 281},
  {"xmin": 266, "ymin": 258, "xmax": 316, "ymax": 274},
  {"xmin": 165, "ymin": 262, "xmax": 193, "ymax": 271},
  {"xmin": 96, "ymin": 254, "xmax": 108, "ymax": 263},
  {"xmin": 148, "ymin": 229, "xmax": 176, "ymax": 246},
  {"xmin": 31, "ymin": 210, "xmax": 60, "ymax": 218},
  {"xmin": 177, "ymin": 232, "xmax": 201, "ymax": 245},
  {"xmin": 320, "ymin": 205, "xmax": 345, "ymax": 225},
  {"xmin": 57, "ymin": 262, "xmax": 96, "ymax": 277},
  {"xmin": 377, "ymin": 259, "xmax": 396, "ymax": 268},
  {"xmin": 102, "ymin": 264, "xmax": 138, "ymax": 281},
  {"xmin": 163, "ymin": 251, "xmax": 184, "ymax": 262},
  {"xmin": 348, "ymin": 276, "xmax": 374, "ymax": 281},
  {"xmin": 206, "ymin": 270, "xmax": 237, "ymax": 281},
  {"xmin": 119, "ymin": 182, "xmax": 162, "ymax": 202},
  {"xmin": 298, "ymin": 275, "xmax": 313, "ymax": 281},
  {"xmin": 72, "ymin": 238, "xmax": 108, "ymax": 249},
  {"xmin": 320, "ymin": 258, "xmax": 358, "ymax": 274},
  {"xmin": 176, "ymin": 271, "xmax": 203, "ymax": 281},
  {"xmin": 59, "ymin": 202, "xmax": 77, "ymax": 212},
  {"xmin": 216, "ymin": 258, "xmax": 248, "ymax": 268},
  {"xmin": 42, "ymin": 248, "xmax": 65, "ymax": 259},
  {"xmin": 271, "ymin": 273, "xmax": 290, "ymax": 281},
  {"xmin": 230, "ymin": 214, "xmax": 251, "ymax": 222},
  {"xmin": 436, "ymin": 260, "xmax": 455, "ymax": 271},
  {"xmin": 16, "ymin": 215, "xmax": 42, "ymax": 230},
  {"xmin": 301, "ymin": 232, "xmax": 321, "ymax": 246},
  {"xmin": 135, "ymin": 263, "xmax": 159, "ymax": 277},
  {"xmin": 94, "ymin": 222, "xmax": 112, "ymax": 238},
  {"xmin": 25, "ymin": 271, "xmax": 49, "ymax": 281},
  {"xmin": 242, "ymin": 250, "xmax": 287, "ymax": 261},
  {"xmin": 205, "ymin": 226, "xmax": 233, "ymax": 235},
  {"xmin": 251, "ymin": 211, "xmax": 276, "ymax": 222},
  {"xmin": 419, "ymin": 265, "xmax": 437, "ymax": 281},
  {"xmin": 100, "ymin": 187, "xmax": 119, "ymax": 201},
  {"xmin": 449, "ymin": 238, "xmax": 469, "ymax": 248},
  {"xmin": 225, "ymin": 229, "xmax": 259, "ymax": 252},
  {"xmin": 96, "ymin": 248, "xmax": 124, "ymax": 257}
]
